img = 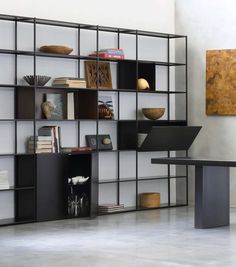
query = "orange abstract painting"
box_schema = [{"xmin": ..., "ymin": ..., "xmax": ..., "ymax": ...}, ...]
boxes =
[{"xmin": 206, "ymin": 49, "xmax": 236, "ymax": 115}]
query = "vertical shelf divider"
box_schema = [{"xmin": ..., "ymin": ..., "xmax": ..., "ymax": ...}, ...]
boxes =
[
  {"xmin": 167, "ymin": 36, "xmax": 171, "ymax": 207},
  {"xmin": 117, "ymin": 29, "xmax": 120, "ymax": 205},
  {"xmin": 185, "ymin": 36, "xmax": 188, "ymax": 206},
  {"xmin": 14, "ymin": 17, "xmax": 18, "ymax": 219},
  {"xmin": 96, "ymin": 25, "xmax": 100, "ymax": 207},
  {"xmin": 33, "ymin": 17, "xmax": 37, "ymax": 221},
  {"xmin": 77, "ymin": 25, "xmax": 81, "ymax": 146},
  {"xmin": 135, "ymin": 30, "xmax": 139, "ymax": 209}
]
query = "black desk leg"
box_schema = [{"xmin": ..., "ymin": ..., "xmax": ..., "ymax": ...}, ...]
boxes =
[{"xmin": 195, "ymin": 166, "xmax": 230, "ymax": 229}]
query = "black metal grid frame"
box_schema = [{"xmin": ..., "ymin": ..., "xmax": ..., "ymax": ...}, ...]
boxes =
[{"xmin": 0, "ymin": 14, "xmax": 188, "ymax": 224}]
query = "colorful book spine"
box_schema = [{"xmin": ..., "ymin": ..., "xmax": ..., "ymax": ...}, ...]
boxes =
[
  {"xmin": 89, "ymin": 53, "xmax": 124, "ymax": 59},
  {"xmin": 61, "ymin": 146, "xmax": 92, "ymax": 153},
  {"xmin": 98, "ymin": 49, "xmax": 124, "ymax": 55}
]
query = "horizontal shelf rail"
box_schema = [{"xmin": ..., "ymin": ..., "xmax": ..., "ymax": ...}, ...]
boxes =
[
  {"xmin": 0, "ymin": 49, "xmax": 186, "ymax": 66},
  {"xmin": 99, "ymin": 175, "xmax": 187, "ymax": 184},
  {"xmin": 0, "ymin": 14, "xmax": 186, "ymax": 39}
]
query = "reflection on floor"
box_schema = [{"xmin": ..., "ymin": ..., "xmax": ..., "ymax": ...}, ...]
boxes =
[{"xmin": 0, "ymin": 207, "xmax": 236, "ymax": 267}]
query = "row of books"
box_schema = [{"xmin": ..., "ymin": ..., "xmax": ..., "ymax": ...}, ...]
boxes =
[
  {"xmin": 0, "ymin": 170, "xmax": 9, "ymax": 190},
  {"xmin": 27, "ymin": 126, "xmax": 61, "ymax": 153},
  {"xmin": 98, "ymin": 204, "xmax": 125, "ymax": 214},
  {"xmin": 89, "ymin": 48, "xmax": 125, "ymax": 59},
  {"xmin": 52, "ymin": 77, "xmax": 86, "ymax": 88}
]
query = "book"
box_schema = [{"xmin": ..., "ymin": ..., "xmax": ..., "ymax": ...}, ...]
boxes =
[
  {"xmin": 52, "ymin": 83, "xmax": 87, "ymax": 88},
  {"xmin": 52, "ymin": 79, "xmax": 87, "ymax": 88},
  {"xmin": 97, "ymin": 49, "xmax": 124, "ymax": 55},
  {"xmin": 53, "ymin": 126, "xmax": 60, "ymax": 153},
  {"xmin": 28, "ymin": 144, "xmax": 53, "ymax": 149},
  {"xmin": 29, "ymin": 136, "xmax": 53, "ymax": 141},
  {"xmin": 53, "ymin": 78, "xmax": 86, "ymax": 84},
  {"xmin": 52, "ymin": 81, "xmax": 86, "ymax": 85},
  {"xmin": 67, "ymin": 92, "xmax": 75, "ymax": 120},
  {"xmin": 28, "ymin": 140, "xmax": 52, "ymax": 145},
  {"xmin": 45, "ymin": 93, "xmax": 63, "ymax": 119},
  {"xmin": 89, "ymin": 53, "xmax": 124, "ymax": 59},
  {"xmin": 53, "ymin": 77, "xmax": 85, "ymax": 81},
  {"xmin": 28, "ymin": 148, "xmax": 53, "ymax": 153},
  {"xmin": 38, "ymin": 126, "xmax": 61, "ymax": 153},
  {"xmin": 61, "ymin": 146, "xmax": 92, "ymax": 153},
  {"xmin": 98, "ymin": 204, "xmax": 125, "ymax": 213},
  {"xmin": 99, "ymin": 204, "xmax": 124, "ymax": 208}
]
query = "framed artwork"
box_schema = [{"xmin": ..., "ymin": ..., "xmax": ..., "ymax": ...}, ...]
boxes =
[
  {"xmin": 98, "ymin": 95, "xmax": 114, "ymax": 119},
  {"xmin": 206, "ymin": 49, "xmax": 236, "ymax": 115},
  {"xmin": 84, "ymin": 61, "xmax": 112, "ymax": 89},
  {"xmin": 44, "ymin": 93, "xmax": 63, "ymax": 119},
  {"xmin": 86, "ymin": 134, "xmax": 113, "ymax": 150}
]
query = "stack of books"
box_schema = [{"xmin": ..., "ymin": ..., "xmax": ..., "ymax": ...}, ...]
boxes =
[
  {"xmin": 28, "ymin": 136, "xmax": 53, "ymax": 154},
  {"xmin": 98, "ymin": 204, "xmax": 125, "ymax": 214},
  {"xmin": 89, "ymin": 48, "xmax": 125, "ymax": 59},
  {"xmin": 38, "ymin": 126, "xmax": 61, "ymax": 153},
  {"xmin": 0, "ymin": 170, "xmax": 9, "ymax": 190},
  {"xmin": 52, "ymin": 77, "xmax": 87, "ymax": 88}
]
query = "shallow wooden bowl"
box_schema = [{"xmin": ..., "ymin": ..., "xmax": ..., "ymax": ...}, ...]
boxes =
[
  {"xmin": 39, "ymin": 45, "xmax": 73, "ymax": 55},
  {"xmin": 142, "ymin": 108, "xmax": 165, "ymax": 120}
]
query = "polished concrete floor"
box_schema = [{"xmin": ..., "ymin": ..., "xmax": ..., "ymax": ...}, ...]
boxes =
[{"xmin": 0, "ymin": 207, "xmax": 236, "ymax": 267}]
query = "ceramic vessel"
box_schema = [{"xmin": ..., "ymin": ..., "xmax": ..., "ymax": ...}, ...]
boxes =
[
  {"xmin": 137, "ymin": 78, "xmax": 150, "ymax": 90},
  {"xmin": 142, "ymin": 108, "xmax": 165, "ymax": 120},
  {"xmin": 23, "ymin": 75, "xmax": 51, "ymax": 86}
]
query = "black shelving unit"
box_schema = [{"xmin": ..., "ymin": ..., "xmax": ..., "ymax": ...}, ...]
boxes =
[{"xmin": 0, "ymin": 13, "xmax": 187, "ymax": 225}]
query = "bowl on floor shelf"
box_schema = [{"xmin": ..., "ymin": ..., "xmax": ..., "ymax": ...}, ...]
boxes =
[
  {"xmin": 142, "ymin": 108, "xmax": 165, "ymax": 120},
  {"xmin": 23, "ymin": 75, "xmax": 51, "ymax": 86}
]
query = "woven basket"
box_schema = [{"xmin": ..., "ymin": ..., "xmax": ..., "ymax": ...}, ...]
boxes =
[{"xmin": 139, "ymin": 192, "xmax": 160, "ymax": 208}]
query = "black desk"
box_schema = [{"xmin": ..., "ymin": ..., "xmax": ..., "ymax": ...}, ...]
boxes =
[{"xmin": 151, "ymin": 157, "xmax": 236, "ymax": 229}]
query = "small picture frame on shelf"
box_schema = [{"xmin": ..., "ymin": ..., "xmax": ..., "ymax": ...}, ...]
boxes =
[
  {"xmin": 86, "ymin": 134, "xmax": 113, "ymax": 150},
  {"xmin": 42, "ymin": 93, "xmax": 64, "ymax": 119},
  {"xmin": 84, "ymin": 61, "xmax": 112, "ymax": 89},
  {"xmin": 98, "ymin": 95, "xmax": 114, "ymax": 120}
]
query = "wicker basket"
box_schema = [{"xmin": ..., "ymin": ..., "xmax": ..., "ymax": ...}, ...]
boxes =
[{"xmin": 139, "ymin": 192, "xmax": 160, "ymax": 208}]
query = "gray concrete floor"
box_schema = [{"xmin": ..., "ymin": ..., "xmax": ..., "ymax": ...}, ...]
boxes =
[{"xmin": 0, "ymin": 207, "xmax": 236, "ymax": 267}]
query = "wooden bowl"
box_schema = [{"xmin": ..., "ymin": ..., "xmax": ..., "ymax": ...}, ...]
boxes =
[
  {"xmin": 139, "ymin": 192, "xmax": 160, "ymax": 208},
  {"xmin": 142, "ymin": 108, "xmax": 165, "ymax": 120},
  {"xmin": 39, "ymin": 45, "xmax": 73, "ymax": 55}
]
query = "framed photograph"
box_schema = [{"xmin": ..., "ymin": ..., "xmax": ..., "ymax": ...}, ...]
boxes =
[
  {"xmin": 84, "ymin": 61, "xmax": 112, "ymax": 89},
  {"xmin": 86, "ymin": 134, "xmax": 113, "ymax": 150},
  {"xmin": 44, "ymin": 93, "xmax": 63, "ymax": 119},
  {"xmin": 98, "ymin": 95, "xmax": 114, "ymax": 119}
]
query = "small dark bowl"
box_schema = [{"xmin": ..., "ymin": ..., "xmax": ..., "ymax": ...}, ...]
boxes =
[{"xmin": 23, "ymin": 75, "xmax": 51, "ymax": 86}]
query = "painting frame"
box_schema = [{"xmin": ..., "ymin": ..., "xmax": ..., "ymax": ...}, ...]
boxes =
[
  {"xmin": 84, "ymin": 61, "xmax": 112, "ymax": 89},
  {"xmin": 85, "ymin": 134, "xmax": 113, "ymax": 150},
  {"xmin": 206, "ymin": 49, "xmax": 236, "ymax": 115}
]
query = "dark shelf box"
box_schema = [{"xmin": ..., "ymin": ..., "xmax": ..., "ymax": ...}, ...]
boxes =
[{"xmin": 118, "ymin": 61, "xmax": 155, "ymax": 91}]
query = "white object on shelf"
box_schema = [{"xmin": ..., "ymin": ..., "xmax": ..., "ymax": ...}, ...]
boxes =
[
  {"xmin": 0, "ymin": 170, "xmax": 10, "ymax": 189},
  {"xmin": 69, "ymin": 176, "xmax": 90, "ymax": 185},
  {"xmin": 67, "ymin": 92, "xmax": 75, "ymax": 120}
]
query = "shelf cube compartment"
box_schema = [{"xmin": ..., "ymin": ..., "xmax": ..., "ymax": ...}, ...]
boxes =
[{"xmin": 118, "ymin": 61, "xmax": 155, "ymax": 91}]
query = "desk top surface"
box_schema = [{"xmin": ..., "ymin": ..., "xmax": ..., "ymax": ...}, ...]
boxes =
[{"xmin": 151, "ymin": 157, "xmax": 236, "ymax": 167}]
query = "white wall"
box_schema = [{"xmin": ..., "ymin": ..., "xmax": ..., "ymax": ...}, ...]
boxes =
[
  {"xmin": 1, "ymin": 0, "xmax": 175, "ymax": 33},
  {"xmin": 176, "ymin": 0, "xmax": 236, "ymax": 206}
]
